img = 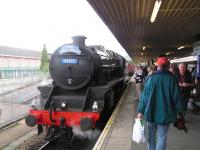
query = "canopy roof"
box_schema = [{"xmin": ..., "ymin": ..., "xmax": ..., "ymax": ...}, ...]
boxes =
[{"xmin": 87, "ymin": 0, "xmax": 200, "ymax": 63}]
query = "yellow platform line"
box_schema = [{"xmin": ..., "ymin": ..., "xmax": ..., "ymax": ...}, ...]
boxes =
[{"xmin": 93, "ymin": 84, "xmax": 130, "ymax": 150}]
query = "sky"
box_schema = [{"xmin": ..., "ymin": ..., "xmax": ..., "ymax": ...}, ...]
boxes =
[{"xmin": 0, "ymin": 0, "xmax": 132, "ymax": 60}]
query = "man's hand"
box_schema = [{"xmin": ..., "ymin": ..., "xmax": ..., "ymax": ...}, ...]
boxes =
[{"xmin": 182, "ymin": 83, "xmax": 189, "ymax": 87}]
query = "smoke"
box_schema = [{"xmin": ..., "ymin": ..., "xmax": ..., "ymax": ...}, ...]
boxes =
[{"xmin": 72, "ymin": 126, "xmax": 101, "ymax": 140}]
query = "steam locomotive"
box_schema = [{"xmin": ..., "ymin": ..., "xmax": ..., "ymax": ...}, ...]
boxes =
[{"xmin": 25, "ymin": 36, "xmax": 126, "ymax": 143}]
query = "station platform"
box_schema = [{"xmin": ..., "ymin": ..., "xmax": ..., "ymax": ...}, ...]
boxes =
[{"xmin": 93, "ymin": 82, "xmax": 200, "ymax": 150}]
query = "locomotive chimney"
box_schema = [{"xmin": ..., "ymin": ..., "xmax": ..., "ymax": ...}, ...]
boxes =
[{"xmin": 72, "ymin": 35, "xmax": 87, "ymax": 46}]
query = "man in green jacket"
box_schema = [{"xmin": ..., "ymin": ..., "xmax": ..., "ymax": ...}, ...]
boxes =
[{"xmin": 137, "ymin": 57, "xmax": 185, "ymax": 150}]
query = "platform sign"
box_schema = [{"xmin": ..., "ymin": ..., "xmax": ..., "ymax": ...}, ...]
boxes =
[{"xmin": 193, "ymin": 41, "xmax": 200, "ymax": 55}]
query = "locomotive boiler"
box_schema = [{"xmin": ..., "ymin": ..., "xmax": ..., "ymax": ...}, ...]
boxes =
[{"xmin": 25, "ymin": 36, "xmax": 126, "ymax": 142}]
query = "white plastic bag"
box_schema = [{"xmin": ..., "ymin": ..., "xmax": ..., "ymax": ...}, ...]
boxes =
[
  {"xmin": 130, "ymin": 74, "xmax": 136, "ymax": 83},
  {"xmin": 132, "ymin": 119, "xmax": 145, "ymax": 143}
]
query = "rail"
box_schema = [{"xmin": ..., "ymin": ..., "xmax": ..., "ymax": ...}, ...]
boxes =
[{"xmin": 38, "ymin": 141, "xmax": 50, "ymax": 150}]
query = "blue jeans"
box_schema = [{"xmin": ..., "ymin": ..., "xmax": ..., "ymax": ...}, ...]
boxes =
[{"xmin": 147, "ymin": 122, "xmax": 170, "ymax": 150}]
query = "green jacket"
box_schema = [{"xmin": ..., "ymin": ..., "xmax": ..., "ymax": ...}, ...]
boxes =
[{"xmin": 138, "ymin": 70, "xmax": 185, "ymax": 124}]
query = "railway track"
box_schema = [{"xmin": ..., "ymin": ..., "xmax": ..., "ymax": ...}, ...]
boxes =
[{"xmin": 38, "ymin": 141, "xmax": 50, "ymax": 150}]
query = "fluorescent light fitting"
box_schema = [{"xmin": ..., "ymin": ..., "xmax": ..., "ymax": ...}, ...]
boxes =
[
  {"xmin": 150, "ymin": 0, "xmax": 162, "ymax": 23},
  {"xmin": 178, "ymin": 46, "xmax": 185, "ymax": 50},
  {"xmin": 143, "ymin": 46, "xmax": 146, "ymax": 50},
  {"xmin": 170, "ymin": 56, "xmax": 197, "ymax": 63}
]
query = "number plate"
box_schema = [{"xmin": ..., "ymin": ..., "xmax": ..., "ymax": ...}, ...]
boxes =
[{"xmin": 61, "ymin": 58, "xmax": 78, "ymax": 64}]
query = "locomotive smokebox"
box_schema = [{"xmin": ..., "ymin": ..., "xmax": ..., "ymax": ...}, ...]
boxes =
[{"xmin": 72, "ymin": 35, "xmax": 87, "ymax": 46}]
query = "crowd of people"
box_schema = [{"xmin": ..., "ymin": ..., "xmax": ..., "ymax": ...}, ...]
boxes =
[
  {"xmin": 132, "ymin": 61, "xmax": 199, "ymax": 112},
  {"xmin": 131, "ymin": 57, "xmax": 200, "ymax": 150}
]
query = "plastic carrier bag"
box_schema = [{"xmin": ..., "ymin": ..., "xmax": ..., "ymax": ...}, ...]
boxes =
[
  {"xmin": 132, "ymin": 119, "xmax": 145, "ymax": 143},
  {"xmin": 130, "ymin": 74, "xmax": 136, "ymax": 83}
]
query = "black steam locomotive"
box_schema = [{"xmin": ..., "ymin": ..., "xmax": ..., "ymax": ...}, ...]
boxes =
[{"xmin": 25, "ymin": 36, "xmax": 126, "ymax": 143}]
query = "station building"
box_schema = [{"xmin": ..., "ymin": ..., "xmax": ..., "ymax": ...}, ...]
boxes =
[{"xmin": 0, "ymin": 45, "xmax": 41, "ymax": 79}]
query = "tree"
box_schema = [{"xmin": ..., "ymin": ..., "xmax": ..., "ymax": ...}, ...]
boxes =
[{"xmin": 40, "ymin": 44, "xmax": 49, "ymax": 73}]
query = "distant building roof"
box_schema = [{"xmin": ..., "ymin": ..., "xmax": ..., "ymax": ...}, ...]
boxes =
[{"xmin": 0, "ymin": 45, "xmax": 42, "ymax": 59}]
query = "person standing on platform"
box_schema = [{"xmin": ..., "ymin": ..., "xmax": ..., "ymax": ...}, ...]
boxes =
[
  {"xmin": 188, "ymin": 76, "xmax": 200, "ymax": 112},
  {"xmin": 176, "ymin": 63, "xmax": 194, "ymax": 111},
  {"xmin": 137, "ymin": 57, "xmax": 185, "ymax": 150},
  {"xmin": 146, "ymin": 65, "xmax": 157, "ymax": 79},
  {"xmin": 169, "ymin": 63, "xmax": 178, "ymax": 75},
  {"xmin": 194, "ymin": 76, "xmax": 200, "ymax": 97},
  {"xmin": 133, "ymin": 66, "xmax": 144, "ymax": 100}
]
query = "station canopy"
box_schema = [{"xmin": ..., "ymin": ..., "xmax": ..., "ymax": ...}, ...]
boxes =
[{"xmin": 87, "ymin": 0, "xmax": 200, "ymax": 63}]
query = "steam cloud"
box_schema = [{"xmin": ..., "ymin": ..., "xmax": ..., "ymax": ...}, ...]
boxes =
[{"xmin": 72, "ymin": 126, "xmax": 101, "ymax": 140}]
